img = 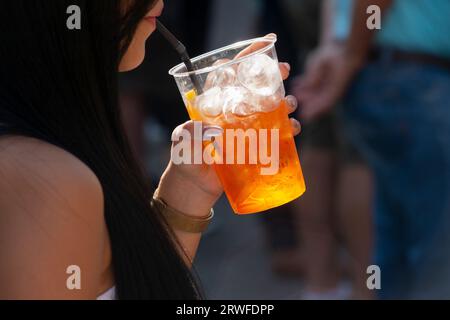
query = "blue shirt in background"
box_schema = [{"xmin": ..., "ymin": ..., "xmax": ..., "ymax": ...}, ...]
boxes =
[
  {"xmin": 333, "ymin": 0, "xmax": 353, "ymax": 41},
  {"xmin": 377, "ymin": 0, "xmax": 450, "ymax": 59},
  {"xmin": 333, "ymin": 0, "xmax": 450, "ymax": 59}
]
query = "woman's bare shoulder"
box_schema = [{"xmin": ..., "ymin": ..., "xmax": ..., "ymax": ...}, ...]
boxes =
[
  {"xmin": 0, "ymin": 135, "xmax": 104, "ymax": 219},
  {"xmin": 0, "ymin": 135, "xmax": 107, "ymax": 299}
]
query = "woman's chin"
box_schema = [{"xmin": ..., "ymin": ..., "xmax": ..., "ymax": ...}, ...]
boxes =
[{"xmin": 119, "ymin": 51, "xmax": 146, "ymax": 72}]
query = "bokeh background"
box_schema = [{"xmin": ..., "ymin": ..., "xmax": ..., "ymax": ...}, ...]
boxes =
[{"xmin": 119, "ymin": 0, "xmax": 450, "ymax": 300}]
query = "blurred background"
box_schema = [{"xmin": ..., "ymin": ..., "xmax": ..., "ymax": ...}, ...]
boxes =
[{"xmin": 119, "ymin": 0, "xmax": 450, "ymax": 300}]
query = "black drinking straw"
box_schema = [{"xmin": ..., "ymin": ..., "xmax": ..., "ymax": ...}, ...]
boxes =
[{"xmin": 156, "ymin": 20, "xmax": 204, "ymax": 95}]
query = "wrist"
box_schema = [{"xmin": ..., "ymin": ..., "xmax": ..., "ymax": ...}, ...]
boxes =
[
  {"xmin": 156, "ymin": 164, "xmax": 218, "ymax": 218},
  {"xmin": 151, "ymin": 196, "xmax": 214, "ymax": 234},
  {"xmin": 343, "ymin": 46, "xmax": 367, "ymax": 71}
]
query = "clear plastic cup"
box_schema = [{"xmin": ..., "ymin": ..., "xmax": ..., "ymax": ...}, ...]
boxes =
[{"xmin": 169, "ymin": 37, "xmax": 306, "ymax": 214}]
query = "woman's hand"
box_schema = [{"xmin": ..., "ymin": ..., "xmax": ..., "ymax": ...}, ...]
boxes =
[
  {"xmin": 158, "ymin": 98, "xmax": 300, "ymax": 218},
  {"xmin": 157, "ymin": 34, "xmax": 301, "ymax": 218}
]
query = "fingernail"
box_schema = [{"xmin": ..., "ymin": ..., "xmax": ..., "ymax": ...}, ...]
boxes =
[
  {"xmin": 286, "ymin": 95, "xmax": 298, "ymax": 108},
  {"xmin": 283, "ymin": 63, "xmax": 291, "ymax": 72},
  {"xmin": 203, "ymin": 125, "xmax": 223, "ymax": 140},
  {"xmin": 266, "ymin": 33, "xmax": 277, "ymax": 40},
  {"xmin": 204, "ymin": 125, "xmax": 223, "ymax": 132}
]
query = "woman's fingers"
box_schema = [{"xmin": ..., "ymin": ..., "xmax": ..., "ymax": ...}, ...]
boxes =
[
  {"xmin": 290, "ymin": 118, "xmax": 301, "ymax": 136},
  {"xmin": 202, "ymin": 125, "xmax": 224, "ymax": 141},
  {"xmin": 285, "ymin": 95, "xmax": 299, "ymax": 114},
  {"xmin": 234, "ymin": 33, "xmax": 277, "ymax": 60},
  {"xmin": 171, "ymin": 121, "xmax": 191, "ymax": 142},
  {"xmin": 172, "ymin": 121, "xmax": 223, "ymax": 143},
  {"xmin": 279, "ymin": 62, "xmax": 291, "ymax": 80},
  {"xmin": 284, "ymin": 95, "xmax": 301, "ymax": 136}
]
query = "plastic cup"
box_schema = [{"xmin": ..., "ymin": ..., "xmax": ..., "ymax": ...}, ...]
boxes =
[{"xmin": 169, "ymin": 37, "xmax": 306, "ymax": 214}]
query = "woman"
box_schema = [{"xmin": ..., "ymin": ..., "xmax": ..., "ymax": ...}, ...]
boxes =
[{"xmin": 0, "ymin": 0, "xmax": 300, "ymax": 299}]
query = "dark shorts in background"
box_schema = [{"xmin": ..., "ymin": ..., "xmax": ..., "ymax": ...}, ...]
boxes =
[{"xmin": 298, "ymin": 109, "xmax": 365, "ymax": 165}]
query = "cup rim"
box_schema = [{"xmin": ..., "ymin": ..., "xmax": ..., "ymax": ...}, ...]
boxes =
[{"xmin": 168, "ymin": 36, "xmax": 277, "ymax": 78}]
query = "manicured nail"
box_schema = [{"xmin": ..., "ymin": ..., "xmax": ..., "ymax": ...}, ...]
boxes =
[
  {"xmin": 291, "ymin": 119, "xmax": 301, "ymax": 134},
  {"xmin": 286, "ymin": 95, "xmax": 298, "ymax": 109},
  {"xmin": 203, "ymin": 125, "xmax": 223, "ymax": 140},
  {"xmin": 283, "ymin": 63, "xmax": 291, "ymax": 72}
]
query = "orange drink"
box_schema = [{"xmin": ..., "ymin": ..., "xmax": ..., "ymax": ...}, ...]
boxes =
[{"xmin": 170, "ymin": 37, "xmax": 306, "ymax": 214}]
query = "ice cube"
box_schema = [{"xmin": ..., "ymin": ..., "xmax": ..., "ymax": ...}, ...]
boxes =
[
  {"xmin": 254, "ymin": 85, "xmax": 285, "ymax": 113},
  {"xmin": 196, "ymin": 87, "xmax": 223, "ymax": 117},
  {"xmin": 204, "ymin": 65, "xmax": 237, "ymax": 90},
  {"xmin": 222, "ymin": 86, "xmax": 257, "ymax": 117},
  {"xmin": 237, "ymin": 54, "xmax": 282, "ymax": 96}
]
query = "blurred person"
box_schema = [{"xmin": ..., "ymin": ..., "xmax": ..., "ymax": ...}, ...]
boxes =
[
  {"xmin": 292, "ymin": 0, "xmax": 374, "ymax": 299},
  {"xmin": 0, "ymin": 0, "xmax": 301, "ymax": 299},
  {"xmin": 298, "ymin": 0, "xmax": 450, "ymax": 299}
]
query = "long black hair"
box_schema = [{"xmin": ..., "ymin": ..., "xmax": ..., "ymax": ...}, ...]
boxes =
[{"xmin": 0, "ymin": 0, "xmax": 201, "ymax": 299}]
